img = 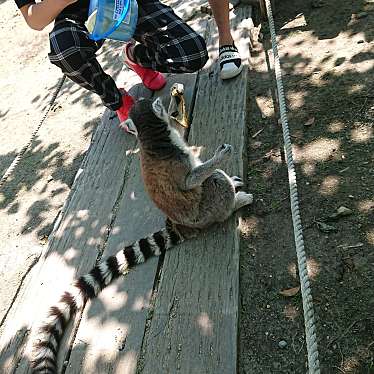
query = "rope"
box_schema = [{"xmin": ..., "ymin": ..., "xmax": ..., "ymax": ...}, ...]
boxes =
[
  {"xmin": 0, "ymin": 75, "xmax": 66, "ymax": 190},
  {"xmin": 263, "ymin": 1, "xmax": 321, "ymax": 373}
]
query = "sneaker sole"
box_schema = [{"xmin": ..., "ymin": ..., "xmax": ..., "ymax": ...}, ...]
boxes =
[{"xmin": 220, "ymin": 63, "xmax": 244, "ymax": 80}]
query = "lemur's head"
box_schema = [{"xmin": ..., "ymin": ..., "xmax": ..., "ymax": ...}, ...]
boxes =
[
  {"xmin": 123, "ymin": 97, "xmax": 169, "ymax": 138},
  {"xmin": 123, "ymin": 83, "xmax": 187, "ymax": 138}
]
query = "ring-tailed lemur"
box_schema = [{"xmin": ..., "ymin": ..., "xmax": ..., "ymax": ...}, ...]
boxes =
[{"xmin": 31, "ymin": 84, "xmax": 253, "ymax": 373}]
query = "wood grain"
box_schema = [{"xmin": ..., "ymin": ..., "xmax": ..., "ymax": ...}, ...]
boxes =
[
  {"xmin": 63, "ymin": 75, "xmax": 200, "ymax": 373},
  {"xmin": 138, "ymin": 6, "xmax": 253, "ymax": 374}
]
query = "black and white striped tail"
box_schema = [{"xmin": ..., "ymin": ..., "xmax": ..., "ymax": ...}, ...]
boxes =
[
  {"xmin": 219, "ymin": 44, "xmax": 243, "ymax": 80},
  {"xmin": 31, "ymin": 225, "xmax": 182, "ymax": 374}
]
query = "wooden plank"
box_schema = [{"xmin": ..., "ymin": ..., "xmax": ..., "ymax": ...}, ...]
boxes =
[
  {"xmin": 138, "ymin": 6, "xmax": 253, "ymax": 374},
  {"xmin": 63, "ymin": 75, "xmax": 200, "ymax": 373},
  {"xmin": 0, "ymin": 74, "xmax": 143, "ymax": 373},
  {"xmin": 62, "ymin": 78, "xmax": 157, "ymax": 374},
  {"xmin": 65, "ymin": 151, "xmax": 163, "ymax": 374}
]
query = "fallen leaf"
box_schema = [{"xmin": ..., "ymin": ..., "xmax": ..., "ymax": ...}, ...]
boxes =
[
  {"xmin": 280, "ymin": 286, "xmax": 300, "ymax": 297},
  {"xmin": 304, "ymin": 117, "xmax": 315, "ymax": 127},
  {"xmin": 328, "ymin": 206, "xmax": 353, "ymax": 220},
  {"xmin": 337, "ymin": 206, "xmax": 353, "ymax": 216},
  {"xmin": 316, "ymin": 221, "xmax": 337, "ymax": 233}
]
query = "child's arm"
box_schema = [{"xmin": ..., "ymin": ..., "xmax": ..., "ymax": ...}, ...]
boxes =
[{"xmin": 19, "ymin": 0, "xmax": 77, "ymax": 30}]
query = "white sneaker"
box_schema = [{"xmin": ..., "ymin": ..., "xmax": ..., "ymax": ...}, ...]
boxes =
[{"xmin": 219, "ymin": 44, "xmax": 243, "ymax": 80}]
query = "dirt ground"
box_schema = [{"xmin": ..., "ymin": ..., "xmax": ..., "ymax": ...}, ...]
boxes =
[
  {"xmin": 239, "ymin": 0, "xmax": 374, "ymax": 373},
  {"xmin": 0, "ymin": 0, "xmax": 373, "ymax": 373}
]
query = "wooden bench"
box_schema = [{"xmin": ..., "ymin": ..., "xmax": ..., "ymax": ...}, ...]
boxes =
[{"xmin": 0, "ymin": 4, "xmax": 253, "ymax": 373}]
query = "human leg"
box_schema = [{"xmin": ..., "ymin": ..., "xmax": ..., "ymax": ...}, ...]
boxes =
[
  {"xmin": 208, "ymin": 0, "xmax": 243, "ymax": 80},
  {"xmin": 126, "ymin": 0, "xmax": 208, "ymax": 74},
  {"xmin": 49, "ymin": 19, "xmax": 123, "ymax": 111},
  {"xmin": 48, "ymin": 19, "xmax": 134, "ymax": 125},
  {"xmin": 208, "ymin": 0, "xmax": 234, "ymax": 46}
]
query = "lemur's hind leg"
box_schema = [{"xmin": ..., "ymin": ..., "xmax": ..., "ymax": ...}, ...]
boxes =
[
  {"xmin": 234, "ymin": 191, "xmax": 253, "ymax": 211},
  {"xmin": 231, "ymin": 175, "xmax": 244, "ymax": 191},
  {"xmin": 183, "ymin": 144, "xmax": 232, "ymax": 190}
]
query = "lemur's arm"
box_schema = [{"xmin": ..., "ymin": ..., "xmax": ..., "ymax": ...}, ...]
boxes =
[{"xmin": 182, "ymin": 144, "xmax": 232, "ymax": 190}]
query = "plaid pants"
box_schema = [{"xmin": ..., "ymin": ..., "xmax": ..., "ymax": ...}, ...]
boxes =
[{"xmin": 48, "ymin": 0, "xmax": 208, "ymax": 111}]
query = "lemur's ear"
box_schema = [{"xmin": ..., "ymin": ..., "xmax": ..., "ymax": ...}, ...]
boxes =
[
  {"xmin": 152, "ymin": 97, "xmax": 168, "ymax": 123},
  {"xmin": 152, "ymin": 97, "xmax": 163, "ymax": 116}
]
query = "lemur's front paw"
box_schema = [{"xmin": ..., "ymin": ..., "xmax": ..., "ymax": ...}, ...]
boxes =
[{"xmin": 214, "ymin": 143, "xmax": 232, "ymax": 161}]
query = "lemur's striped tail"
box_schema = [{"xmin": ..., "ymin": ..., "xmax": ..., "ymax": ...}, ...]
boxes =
[{"xmin": 31, "ymin": 225, "xmax": 182, "ymax": 374}]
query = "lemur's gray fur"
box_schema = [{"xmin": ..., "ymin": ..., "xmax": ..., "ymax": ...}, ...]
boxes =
[
  {"xmin": 31, "ymin": 84, "xmax": 253, "ymax": 373},
  {"xmin": 127, "ymin": 87, "xmax": 253, "ymax": 232}
]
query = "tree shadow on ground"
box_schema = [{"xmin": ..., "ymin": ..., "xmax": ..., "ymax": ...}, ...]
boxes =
[
  {"xmin": 0, "ymin": 118, "xmax": 165, "ymax": 373},
  {"xmin": 274, "ymin": 0, "xmax": 373, "ymax": 41},
  {"xmin": 0, "ymin": 114, "xmax": 99, "ymax": 237},
  {"xmin": 240, "ymin": 1, "xmax": 374, "ymax": 373}
]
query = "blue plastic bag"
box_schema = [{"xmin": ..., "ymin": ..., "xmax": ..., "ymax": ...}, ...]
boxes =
[{"xmin": 86, "ymin": 0, "xmax": 138, "ymax": 41}]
